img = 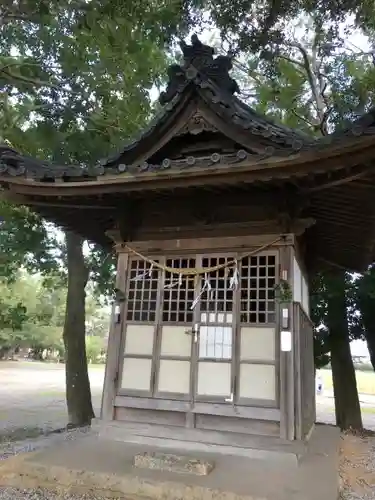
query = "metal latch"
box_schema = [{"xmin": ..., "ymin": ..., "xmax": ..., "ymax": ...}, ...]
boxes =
[
  {"xmin": 225, "ymin": 393, "xmax": 234, "ymax": 403},
  {"xmin": 185, "ymin": 324, "xmax": 199, "ymax": 343}
]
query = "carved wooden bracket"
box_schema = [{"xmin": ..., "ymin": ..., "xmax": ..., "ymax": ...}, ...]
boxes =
[{"xmin": 176, "ymin": 111, "xmax": 218, "ymax": 136}]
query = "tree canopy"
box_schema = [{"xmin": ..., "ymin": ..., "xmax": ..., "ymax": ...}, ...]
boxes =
[
  {"xmin": 186, "ymin": 0, "xmax": 375, "ymax": 53},
  {"xmin": 0, "ymin": 0, "xmax": 189, "ymax": 426}
]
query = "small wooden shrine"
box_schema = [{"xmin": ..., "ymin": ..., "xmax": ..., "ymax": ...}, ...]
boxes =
[{"xmin": 1, "ymin": 35, "xmax": 375, "ymax": 455}]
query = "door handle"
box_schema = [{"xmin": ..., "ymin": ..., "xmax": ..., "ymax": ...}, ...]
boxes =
[
  {"xmin": 185, "ymin": 324, "xmax": 199, "ymax": 343},
  {"xmin": 185, "ymin": 329, "xmax": 198, "ymax": 343}
]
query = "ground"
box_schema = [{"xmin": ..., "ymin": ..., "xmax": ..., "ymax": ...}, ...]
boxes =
[
  {"xmin": 320, "ymin": 367, "xmax": 375, "ymax": 396},
  {"xmin": 0, "ymin": 361, "xmax": 375, "ymax": 499},
  {"xmin": 0, "ymin": 362, "xmax": 103, "ymax": 437},
  {"xmin": 339, "ymin": 431, "xmax": 375, "ymax": 499},
  {"xmin": 1, "ymin": 362, "xmax": 375, "ymax": 437}
]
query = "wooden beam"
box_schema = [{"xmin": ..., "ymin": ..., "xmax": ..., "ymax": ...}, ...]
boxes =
[
  {"xmin": 101, "ymin": 253, "xmax": 129, "ymax": 421},
  {"xmin": 115, "ymin": 233, "xmax": 295, "ymax": 254},
  {"xmin": 0, "ymin": 190, "xmax": 116, "ymax": 209},
  {"xmin": 132, "ymin": 218, "xmax": 315, "ymax": 242},
  {"xmin": 303, "ymin": 165, "xmax": 375, "ymax": 193},
  {"xmin": 117, "ymin": 198, "xmax": 143, "ymax": 242}
]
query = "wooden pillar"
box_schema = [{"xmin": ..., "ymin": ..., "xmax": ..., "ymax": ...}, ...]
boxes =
[
  {"xmin": 279, "ymin": 243, "xmax": 295, "ymax": 440},
  {"xmin": 100, "ymin": 251, "xmax": 129, "ymax": 421},
  {"xmin": 293, "ymin": 302, "xmax": 303, "ymax": 440}
]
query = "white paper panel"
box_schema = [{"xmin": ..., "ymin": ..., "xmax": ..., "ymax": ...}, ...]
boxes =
[
  {"xmin": 200, "ymin": 313, "xmax": 233, "ymax": 324},
  {"xmin": 121, "ymin": 358, "xmax": 152, "ymax": 391},
  {"xmin": 199, "ymin": 326, "xmax": 232, "ymax": 359},
  {"xmin": 239, "ymin": 364, "xmax": 275, "ymax": 400},
  {"xmin": 240, "ymin": 327, "xmax": 275, "ymax": 361},
  {"xmin": 160, "ymin": 326, "xmax": 191, "ymax": 357},
  {"xmin": 158, "ymin": 360, "xmax": 190, "ymax": 393},
  {"xmin": 124, "ymin": 324, "xmax": 154, "ymax": 356},
  {"xmin": 293, "ymin": 257, "xmax": 302, "ymax": 303},
  {"xmin": 197, "ymin": 362, "xmax": 231, "ymax": 396}
]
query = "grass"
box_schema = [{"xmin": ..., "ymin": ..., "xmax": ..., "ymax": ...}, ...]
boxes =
[
  {"xmin": 319, "ymin": 368, "xmax": 375, "ymax": 396},
  {"xmin": 361, "ymin": 406, "xmax": 375, "ymax": 414},
  {"xmin": 0, "ymin": 426, "xmax": 45, "ymax": 444}
]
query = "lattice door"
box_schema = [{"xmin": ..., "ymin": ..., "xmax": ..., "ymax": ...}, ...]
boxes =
[
  {"xmin": 120, "ymin": 258, "xmax": 159, "ymax": 395},
  {"xmin": 155, "ymin": 257, "xmax": 198, "ymax": 400},
  {"xmin": 194, "ymin": 255, "xmax": 235, "ymax": 403}
]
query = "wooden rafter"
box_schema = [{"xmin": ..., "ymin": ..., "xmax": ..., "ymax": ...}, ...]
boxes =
[{"xmin": 302, "ymin": 164, "xmax": 375, "ymax": 193}]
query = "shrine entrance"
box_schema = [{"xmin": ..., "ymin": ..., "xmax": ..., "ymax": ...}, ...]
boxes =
[{"xmin": 119, "ymin": 250, "xmax": 279, "ymax": 409}]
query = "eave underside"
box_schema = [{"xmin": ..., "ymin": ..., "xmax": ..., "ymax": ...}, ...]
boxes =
[{"xmin": 2, "ymin": 174, "xmax": 375, "ymax": 272}]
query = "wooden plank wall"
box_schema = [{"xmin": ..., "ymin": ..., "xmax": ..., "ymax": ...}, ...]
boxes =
[
  {"xmin": 293, "ymin": 302, "xmax": 315, "ymax": 440},
  {"xmin": 114, "ymin": 407, "xmax": 280, "ymax": 438}
]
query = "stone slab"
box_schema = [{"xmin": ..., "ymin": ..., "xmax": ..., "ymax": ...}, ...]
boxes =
[
  {"xmin": 0, "ymin": 424, "xmax": 341, "ymax": 500},
  {"xmin": 93, "ymin": 418, "xmax": 304, "ymax": 466},
  {"xmin": 133, "ymin": 451, "xmax": 214, "ymax": 476}
]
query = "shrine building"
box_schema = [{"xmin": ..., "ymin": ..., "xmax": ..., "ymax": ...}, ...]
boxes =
[{"xmin": 1, "ymin": 35, "xmax": 375, "ymax": 457}]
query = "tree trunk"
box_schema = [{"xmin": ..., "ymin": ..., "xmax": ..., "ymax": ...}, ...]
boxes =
[
  {"xmin": 63, "ymin": 230, "xmax": 94, "ymax": 427},
  {"xmin": 326, "ymin": 270, "xmax": 362, "ymax": 430},
  {"xmin": 365, "ymin": 333, "xmax": 375, "ymax": 371},
  {"xmin": 356, "ymin": 270, "xmax": 375, "ymax": 371}
]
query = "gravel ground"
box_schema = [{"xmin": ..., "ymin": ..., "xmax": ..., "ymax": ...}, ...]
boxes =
[
  {"xmin": 0, "ymin": 362, "xmax": 103, "ymax": 435},
  {"xmin": 0, "ymin": 428, "xmax": 101, "ymax": 499},
  {"xmin": 0, "ymin": 362, "xmax": 106, "ymax": 499},
  {"xmin": 1, "ymin": 362, "xmax": 375, "ymax": 499},
  {"xmin": 0, "ymin": 489, "xmax": 99, "ymax": 500},
  {"xmin": 339, "ymin": 431, "xmax": 375, "ymax": 499}
]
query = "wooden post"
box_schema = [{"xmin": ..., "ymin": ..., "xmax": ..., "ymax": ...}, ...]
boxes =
[
  {"xmin": 100, "ymin": 252, "xmax": 129, "ymax": 421},
  {"xmin": 279, "ymin": 243, "xmax": 295, "ymax": 440},
  {"xmin": 293, "ymin": 302, "xmax": 302, "ymax": 440}
]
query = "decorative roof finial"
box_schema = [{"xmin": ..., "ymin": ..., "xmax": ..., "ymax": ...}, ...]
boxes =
[
  {"xmin": 179, "ymin": 34, "xmax": 215, "ymax": 70},
  {"xmin": 159, "ymin": 34, "xmax": 239, "ymax": 105}
]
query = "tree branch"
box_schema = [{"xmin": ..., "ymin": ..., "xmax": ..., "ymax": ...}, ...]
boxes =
[
  {"xmin": 291, "ymin": 108, "xmax": 314, "ymax": 127},
  {"xmin": 0, "ymin": 7, "xmax": 40, "ymax": 27},
  {"xmin": 1, "ymin": 68, "xmax": 59, "ymax": 89}
]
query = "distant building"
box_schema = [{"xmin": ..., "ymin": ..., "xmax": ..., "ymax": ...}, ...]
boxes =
[{"xmin": 351, "ymin": 340, "xmax": 371, "ymax": 364}]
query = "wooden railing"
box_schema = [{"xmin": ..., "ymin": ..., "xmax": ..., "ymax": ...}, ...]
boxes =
[{"xmin": 293, "ymin": 302, "xmax": 316, "ymax": 440}]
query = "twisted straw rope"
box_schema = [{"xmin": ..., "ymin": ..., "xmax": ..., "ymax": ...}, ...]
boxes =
[{"xmin": 124, "ymin": 236, "xmax": 283, "ymax": 276}]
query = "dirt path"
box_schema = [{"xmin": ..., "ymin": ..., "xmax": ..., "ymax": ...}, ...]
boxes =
[
  {"xmin": 0, "ymin": 361, "xmax": 374, "ymax": 436},
  {"xmin": 0, "ymin": 362, "xmax": 103, "ymax": 435}
]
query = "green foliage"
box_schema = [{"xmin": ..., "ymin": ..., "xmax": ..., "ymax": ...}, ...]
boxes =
[
  {"xmin": 0, "ymin": 0, "xmax": 189, "ymax": 422},
  {"xmin": 86, "ymin": 336, "xmax": 106, "ymax": 364},
  {"xmin": 231, "ymin": 18, "xmax": 375, "ymax": 370},
  {"xmin": 85, "ymin": 289, "xmax": 110, "ymax": 338},
  {"xmin": 188, "ymin": 0, "xmax": 374, "ymax": 54},
  {"xmin": 0, "ymin": 0, "xmax": 189, "ymax": 301},
  {"xmin": 0, "ymin": 271, "xmax": 109, "ymax": 357},
  {"xmin": 0, "ymin": 201, "xmax": 60, "ymax": 280},
  {"xmin": 234, "ymin": 21, "xmax": 375, "ymax": 136},
  {"xmin": 274, "ymin": 280, "xmax": 293, "ymax": 303}
]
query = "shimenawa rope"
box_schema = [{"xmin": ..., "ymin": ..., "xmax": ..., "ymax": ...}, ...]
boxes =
[{"xmin": 123, "ymin": 236, "xmax": 283, "ymax": 276}]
